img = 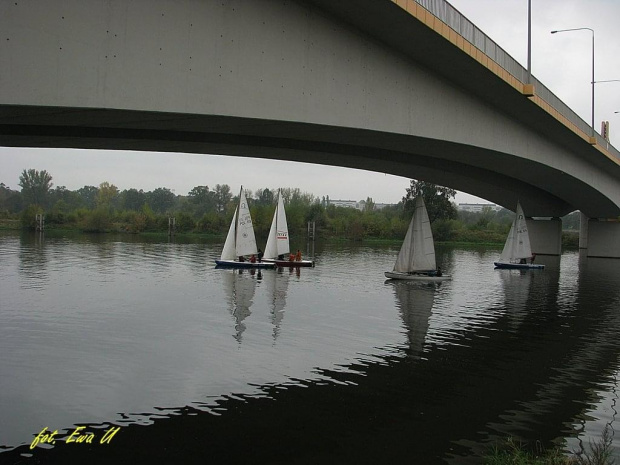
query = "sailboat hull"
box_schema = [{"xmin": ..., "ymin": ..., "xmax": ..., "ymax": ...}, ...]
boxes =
[
  {"xmin": 384, "ymin": 271, "xmax": 451, "ymax": 281},
  {"xmin": 215, "ymin": 260, "xmax": 276, "ymax": 269},
  {"xmin": 262, "ymin": 258, "xmax": 315, "ymax": 267},
  {"xmin": 494, "ymin": 262, "xmax": 545, "ymax": 270}
]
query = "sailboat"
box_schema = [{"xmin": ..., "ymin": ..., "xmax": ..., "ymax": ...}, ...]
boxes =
[
  {"xmin": 494, "ymin": 201, "xmax": 544, "ymax": 270},
  {"xmin": 385, "ymin": 196, "xmax": 450, "ymax": 281},
  {"xmin": 215, "ymin": 186, "xmax": 275, "ymax": 269},
  {"xmin": 261, "ymin": 189, "xmax": 314, "ymax": 267}
]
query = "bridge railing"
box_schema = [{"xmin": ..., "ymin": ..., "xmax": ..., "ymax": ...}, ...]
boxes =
[{"xmin": 413, "ymin": 0, "xmax": 620, "ymax": 160}]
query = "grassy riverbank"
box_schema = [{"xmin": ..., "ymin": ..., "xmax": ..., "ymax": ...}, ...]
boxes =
[
  {"xmin": 1, "ymin": 217, "xmax": 582, "ymax": 250},
  {"xmin": 485, "ymin": 428, "xmax": 615, "ymax": 464}
]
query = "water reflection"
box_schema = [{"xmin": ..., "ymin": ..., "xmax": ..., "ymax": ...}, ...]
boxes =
[
  {"xmin": 18, "ymin": 232, "xmax": 49, "ymax": 289},
  {"xmin": 498, "ymin": 269, "xmax": 531, "ymax": 330},
  {"xmin": 266, "ymin": 268, "xmax": 290, "ymax": 341},
  {"xmin": 387, "ymin": 280, "xmax": 435, "ymax": 358},
  {"xmin": 3, "ymin": 234, "xmax": 620, "ymax": 463},
  {"xmin": 221, "ymin": 269, "xmax": 258, "ymax": 343}
]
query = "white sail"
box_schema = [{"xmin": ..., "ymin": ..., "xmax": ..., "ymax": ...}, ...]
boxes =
[
  {"xmin": 235, "ymin": 187, "xmax": 258, "ymax": 257},
  {"xmin": 264, "ymin": 190, "xmax": 290, "ymax": 259},
  {"xmin": 220, "ymin": 207, "xmax": 238, "ymax": 260},
  {"xmin": 499, "ymin": 202, "xmax": 532, "ymax": 263},
  {"xmin": 393, "ymin": 197, "xmax": 436, "ymax": 272}
]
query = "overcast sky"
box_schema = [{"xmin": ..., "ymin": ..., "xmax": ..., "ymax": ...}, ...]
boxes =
[{"xmin": 1, "ymin": 0, "xmax": 618, "ymax": 205}]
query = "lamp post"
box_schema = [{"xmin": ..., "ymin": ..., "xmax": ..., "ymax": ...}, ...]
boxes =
[
  {"xmin": 551, "ymin": 27, "xmax": 595, "ymax": 138},
  {"xmin": 527, "ymin": 0, "xmax": 531, "ymax": 83}
]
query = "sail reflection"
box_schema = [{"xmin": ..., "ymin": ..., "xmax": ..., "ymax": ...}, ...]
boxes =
[
  {"xmin": 221, "ymin": 269, "xmax": 258, "ymax": 343},
  {"xmin": 499, "ymin": 269, "xmax": 532, "ymax": 330},
  {"xmin": 266, "ymin": 268, "xmax": 290, "ymax": 341},
  {"xmin": 388, "ymin": 280, "xmax": 435, "ymax": 357}
]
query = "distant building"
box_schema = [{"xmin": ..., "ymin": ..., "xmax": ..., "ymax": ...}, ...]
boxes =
[
  {"xmin": 329, "ymin": 199, "xmax": 363, "ymax": 210},
  {"xmin": 458, "ymin": 203, "xmax": 502, "ymax": 213},
  {"xmin": 328, "ymin": 199, "xmax": 395, "ymax": 211}
]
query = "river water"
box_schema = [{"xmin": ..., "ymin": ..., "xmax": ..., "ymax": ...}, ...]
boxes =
[{"xmin": 1, "ymin": 231, "xmax": 619, "ymax": 463}]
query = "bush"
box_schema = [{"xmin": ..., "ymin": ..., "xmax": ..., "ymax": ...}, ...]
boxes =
[
  {"xmin": 82, "ymin": 208, "xmax": 111, "ymax": 232},
  {"xmin": 175, "ymin": 212, "xmax": 196, "ymax": 233},
  {"xmin": 20, "ymin": 204, "xmax": 44, "ymax": 230},
  {"xmin": 562, "ymin": 231, "xmax": 579, "ymax": 249}
]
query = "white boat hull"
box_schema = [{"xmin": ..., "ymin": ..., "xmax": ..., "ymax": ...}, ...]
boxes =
[
  {"xmin": 494, "ymin": 262, "xmax": 545, "ymax": 270},
  {"xmin": 384, "ymin": 271, "xmax": 451, "ymax": 281},
  {"xmin": 261, "ymin": 258, "xmax": 315, "ymax": 267},
  {"xmin": 215, "ymin": 259, "xmax": 275, "ymax": 269}
]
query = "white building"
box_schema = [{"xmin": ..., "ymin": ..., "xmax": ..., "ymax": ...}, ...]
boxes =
[
  {"xmin": 458, "ymin": 203, "xmax": 502, "ymax": 212},
  {"xmin": 329, "ymin": 199, "xmax": 363, "ymax": 210},
  {"xmin": 328, "ymin": 199, "xmax": 397, "ymax": 211}
]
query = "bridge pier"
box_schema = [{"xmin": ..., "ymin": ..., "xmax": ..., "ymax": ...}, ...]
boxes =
[
  {"xmin": 526, "ymin": 217, "xmax": 562, "ymax": 255},
  {"xmin": 579, "ymin": 212, "xmax": 589, "ymax": 249},
  {"xmin": 580, "ymin": 218, "xmax": 620, "ymax": 258}
]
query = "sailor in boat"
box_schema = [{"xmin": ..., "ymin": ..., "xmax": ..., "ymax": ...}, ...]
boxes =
[
  {"xmin": 238, "ymin": 255, "xmax": 245, "ymax": 262},
  {"xmin": 519, "ymin": 253, "xmax": 536, "ymax": 265},
  {"xmin": 295, "ymin": 249, "xmax": 302, "ymax": 261},
  {"xmin": 257, "ymin": 248, "xmax": 263, "ymax": 262},
  {"xmin": 250, "ymin": 254, "xmax": 257, "ymax": 263},
  {"xmin": 408, "ymin": 269, "xmax": 441, "ymax": 277}
]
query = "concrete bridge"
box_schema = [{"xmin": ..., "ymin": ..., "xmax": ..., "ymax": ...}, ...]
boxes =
[{"xmin": 1, "ymin": 0, "xmax": 619, "ymax": 257}]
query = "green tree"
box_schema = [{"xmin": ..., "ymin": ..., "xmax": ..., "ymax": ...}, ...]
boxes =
[
  {"xmin": 363, "ymin": 197, "xmax": 375, "ymax": 212},
  {"xmin": 96, "ymin": 182, "xmax": 119, "ymax": 211},
  {"xmin": 214, "ymin": 184, "xmax": 232, "ymax": 213},
  {"xmin": 18, "ymin": 169, "xmax": 53, "ymax": 207},
  {"xmin": 146, "ymin": 187, "xmax": 176, "ymax": 214},
  {"xmin": 562, "ymin": 211, "xmax": 580, "ymax": 230},
  {"xmin": 49, "ymin": 186, "xmax": 83, "ymax": 211},
  {"xmin": 254, "ymin": 188, "xmax": 275, "ymax": 206},
  {"xmin": 120, "ymin": 188, "xmax": 146, "ymax": 211},
  {"xmin": 0, "ymin": 183, "xmax": 23, "ymax": 213},
  {"xmin": 76, "ymin": 185, "xmax": 98, "ymax": 210},
  {"xmin": 187, "ymin": 186, "xmax": 215, "ymax": 216},
  {"xmin": 403, "ymin": 180, "xmax": 457, "ymax": 224}
]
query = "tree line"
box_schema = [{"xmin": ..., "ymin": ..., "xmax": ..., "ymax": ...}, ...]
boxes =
[{"xmin": 0, "ymin": 168, "xmax": 580, "ymax": 245}]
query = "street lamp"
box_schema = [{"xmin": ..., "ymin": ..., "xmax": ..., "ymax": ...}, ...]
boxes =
[
  {"xmin": 527, "ymin": 0, "xmax": 532, "ymax": 83},
  {"xmin": 551, "ymin": 27, "xmax": 595, "ymax": 139}
]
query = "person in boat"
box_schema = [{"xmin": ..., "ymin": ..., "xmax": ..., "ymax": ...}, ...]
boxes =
[
  {"xmin": 257, "ymin": 248, "xmax": 263, "ymax": 262},
  {"xmin": 295, "ymin": 249, "xmax": 302, "ymax": 261},
  {"xmin": 436, "ymin": 267, "xmax": 442, "ymax": 277},
  {"xmin": 530, "ymin": 253, "xmax": 536, "ymax": 263},
  {"xmin": 289, "ymin": 253, "xmax": 295, "ymax": 261},
  {"xmin": 250, "ymin": 254, "xmax": 256, "ymax": 263},
  {"xmin": 278, "ymin": 254, "xmax": 285, "ymax": 260},
  {"xmin": 238, "ymin": 255, "xmax": 245, "ymax": 262},
  {"xmin": 520, "ymin": 258, "xmax": 527, "ymax": 264}
]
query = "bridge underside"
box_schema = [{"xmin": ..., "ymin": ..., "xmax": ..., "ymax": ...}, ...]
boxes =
[
  {"xmin": 2, "ymin": 105, "xmax": 617, "ymax": 220},
  {"xmin": 1, "ymin": 0, "xmax": 619, "ymax": 221}
]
